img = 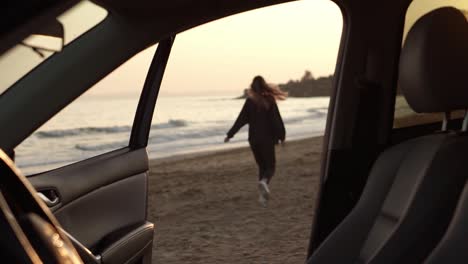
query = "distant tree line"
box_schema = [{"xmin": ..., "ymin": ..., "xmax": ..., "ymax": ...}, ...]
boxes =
[
  {"xmin": 279, "ymin": 70, "xmax": 333, "ymax": 97},
  {"xmin": 238, "ymin": 70, "xmax": 333, "ymax": 98}
]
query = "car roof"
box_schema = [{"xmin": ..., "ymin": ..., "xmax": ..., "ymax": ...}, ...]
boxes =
[{"xmin": 0, "ymin": 0, "xmax": 295, "ymax": 55}]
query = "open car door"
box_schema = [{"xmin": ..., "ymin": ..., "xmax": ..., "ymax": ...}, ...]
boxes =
[{"xmin": 15, "ymin": 37, "xmax": 174, "ymax": 263}]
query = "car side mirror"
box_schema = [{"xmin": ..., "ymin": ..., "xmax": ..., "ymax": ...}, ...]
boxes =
[{"xmin": 21, "ymin": 19, "xmax": 65, "ymax": 57}]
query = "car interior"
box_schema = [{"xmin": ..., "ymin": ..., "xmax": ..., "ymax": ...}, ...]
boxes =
[
  {"xmin": 308, "ymin": 8, "xmax": 468, "ymax": 263},
  {"xmin": 0, "ymin": 0, "xmax": 467, "ymax": 263}
]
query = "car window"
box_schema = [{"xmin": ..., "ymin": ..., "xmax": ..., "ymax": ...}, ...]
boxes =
[
  {"xmin": 15, "ymin": 45, "xmax": 157, "ymax": 175},
  {"xmin": 393, "ymin": 0, "xmax": 468, "ymax": 128},
  {"xmin": 146, "ymin": 0, "xmax": 342, "ymax": 263},
  {"xmin": 0, "ymin": 0, "xmax": 107, "ymax": 96}
]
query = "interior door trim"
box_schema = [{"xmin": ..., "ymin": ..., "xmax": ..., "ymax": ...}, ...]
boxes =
[{"xmin": 28, "ymin": 147, "xmax": 148, "ymax": 209}]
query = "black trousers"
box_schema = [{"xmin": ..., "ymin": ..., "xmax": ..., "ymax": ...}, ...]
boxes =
[{"xmin": 249, "ymin": 141, "xmax": 276, "ymax": 183}]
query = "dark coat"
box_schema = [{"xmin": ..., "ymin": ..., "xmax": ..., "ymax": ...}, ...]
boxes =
[{"xmin": 227, "ymin": 98, "xmax": 286, "ymax": 144}]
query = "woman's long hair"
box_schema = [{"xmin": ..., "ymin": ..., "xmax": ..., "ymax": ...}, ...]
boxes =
[{"xmin": 247, "ymin": 76, "xmax": 287, "ymax": 109}]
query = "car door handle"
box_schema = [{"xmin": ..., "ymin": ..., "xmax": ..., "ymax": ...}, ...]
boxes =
[{"xmin": 37, "ymin": 190, "xmax": 60, "ymax": 207}]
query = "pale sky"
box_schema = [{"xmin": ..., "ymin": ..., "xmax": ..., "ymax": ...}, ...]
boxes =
[
  {"xmin": 91, "ymin": 0, "xmax": 343, "ymax": 96},
  {"xmin": 90, "ymin": 0, "xmax": 468, "ymax": 96}
]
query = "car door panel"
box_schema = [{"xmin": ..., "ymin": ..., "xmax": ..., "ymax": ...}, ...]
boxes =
[
  {"xmin": 28, "ymin": 148, "xmax": 151, "ymax": 262},
  {"xmin": 29, "ymin": 148, "xmax": 147, "ymax": 212},
  {"xmin": 53, "ymin": 173, "xmax": 147, "ymax": 249},
  {"xmin": 100, "ymin": 222, "xmax": 154, "ymax": 264}
]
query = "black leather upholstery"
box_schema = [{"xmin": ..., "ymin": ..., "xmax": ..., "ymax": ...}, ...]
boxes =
[
  {"xmin": 308, "ymin": 7, "xmax": 468, "ymax": 263},
  {"xmin": 29, "ymin": 148, "xmax": 149, "ymax": 251},
  {"xmin": 425, "ymin": 182, "xmax": 468, "ymax": 264},
  {"xmin": 399, "ymin": 7, "xmax": 468, "ymax": 113},
  {"xmin": 308, "ymin": 134, "xmax": 468, "ymax": 263}
]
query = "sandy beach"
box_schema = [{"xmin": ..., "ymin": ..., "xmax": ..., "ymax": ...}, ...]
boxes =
[{"xmin": 147, "ymin": 136, "xmax": 323, "ymax": 264}]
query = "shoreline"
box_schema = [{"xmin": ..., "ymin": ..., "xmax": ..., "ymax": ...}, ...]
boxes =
[{"xmin": 148, "ymin": 134, "xmax": 324, "ymax": 165}]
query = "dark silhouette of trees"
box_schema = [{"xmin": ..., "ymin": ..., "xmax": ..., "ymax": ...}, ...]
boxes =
[
  {"xmin": 279, "ymin": 70, "xmax": 332, "ymax": 97},
  {"xmin": 301, "ymin": 70, "xmax": 314, "ymax": 81},
  {"xmin": 238, "ymin": 70, "xmax": 334, "ymax": 98}
]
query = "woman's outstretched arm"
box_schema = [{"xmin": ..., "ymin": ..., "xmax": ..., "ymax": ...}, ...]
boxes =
[{"xmin": 226, "ymin": 99, "xmax": 250, "ymax": 140}]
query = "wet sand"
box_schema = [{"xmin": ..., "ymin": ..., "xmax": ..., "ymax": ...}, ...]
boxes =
[{"xmin": 147, "ymin": 136, "xmax": 323, "ymax": 264}]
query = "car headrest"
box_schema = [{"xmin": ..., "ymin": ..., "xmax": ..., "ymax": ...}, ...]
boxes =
[{"xmin": 399, "ymin": 7, "xmax": 468, "ymax": 113}]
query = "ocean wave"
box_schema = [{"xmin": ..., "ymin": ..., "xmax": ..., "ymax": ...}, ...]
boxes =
[
  {"xmin": 35, "ymin": 119, "xmax": 189, "ymax": 138},
  {"xmin": 283, "ymin": 116, "xmax": 306, "ymax": 124},
  {"xmin": 307, "ymin": 107, "xmax": 328, "ymax": 113},
  {"xmin": 164, "ymin": 119, "xmax": 188, "ymax": 128},
  {"xmin": 284, "ymin": 114, "xmax": 322, "ymax": 124},
  {"xmin": 148, "ymin": 126, "xmax": 226, "ymax": 143},
  {"xmin": 36, "ymin": 126, "xmax": 132, "ymax": 138},
  {"xmin": 76, "ymin": 126, "xmax": 229, "ymax": 152},
  {"xmin": 39, "ymin": 110, "xmax": 327, "ymax": 152},
  {"xmin": 307, "ymin": 107, "xmax": 328, "ymax": 118},
  {"xmin": 75, "ymin": 142, "xmax": 127, "ymax": 152}
]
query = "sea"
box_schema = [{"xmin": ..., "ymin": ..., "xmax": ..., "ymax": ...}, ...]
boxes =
[{"xmin": 15, "ymin": 95, "xmax": 329, "ymax": 175}]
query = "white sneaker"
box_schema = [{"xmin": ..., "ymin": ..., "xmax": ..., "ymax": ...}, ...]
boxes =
[{"xmin": 258, "ymin": 179, "xmax": 270, "ymax": 202}]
